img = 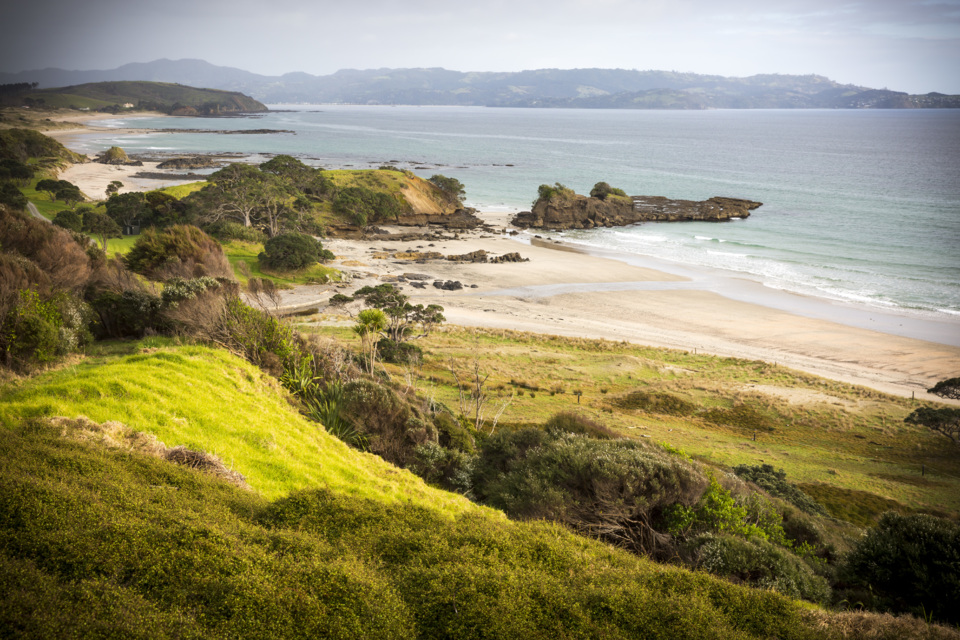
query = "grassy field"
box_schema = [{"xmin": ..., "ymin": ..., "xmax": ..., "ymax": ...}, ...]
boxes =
[{"xmin": 307, "ymin": 324, "xmax": 960, "ymax": 530}]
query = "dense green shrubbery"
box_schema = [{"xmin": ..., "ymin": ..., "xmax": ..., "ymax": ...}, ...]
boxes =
[
  {"xmin": 332, "ymin": 186, "xmax": 403, "ymax": 227},
  {"xmin": 473, "ymin": 429, "xmax": 707, "ymax": 555},
  {"xmin": 687, "ymin": 533, "xmax": 832, "ymax": 604},
  {"xmin": 533, "ymin": 182, "xmax": 575, "ymax": 207},
  {"xmin": 51, "ymin": 208, "xmax": 83, "ymax": 232},
  {"xmin": 842, "ymin": 512, "xmax": 960, "ymax": 624},
  {"xmin": 0, "ymin": 181, "xmax": 27, "ymax": 210},
  {"xmin": 125, "ymin": 224, "xmax": 233, "ymax": 280},
  {"xmin": 543, "ymin": 411, "xmax": 620, "ymax": 439},
  {"xmin": 733, "ymin": 464, "xmax": 827, "ymax": 515},
  {"xmin": 341, "ymin": 380, "xmax": 438, "ymax": 467},
  {"xmin": 376, "ymin": 337, "xmax": 423, "ymax": 365},
  {"xmin": 258, "ymin": 232, "xmax": 332, "ymax": 271},
  {"xmin": 88, "ymin": 289, "xmax": 164, "ymax": 339},
  {"xmin": 203, "ymin": 219, "xmax": 268, "ymax": 243}
]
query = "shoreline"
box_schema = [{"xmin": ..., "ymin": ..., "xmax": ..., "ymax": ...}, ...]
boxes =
[{"xmin": 44, "ymin": 118, "xmax": 960, "ymax": 400}]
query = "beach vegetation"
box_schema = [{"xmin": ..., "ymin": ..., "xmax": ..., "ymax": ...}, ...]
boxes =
[
  {"xmin": 590, "ymin": 181, "xmax": 628, "ymax": 200},
  {"xmin": 0, "ymin": 181, "xmax": 28, "ymax": 211},
  {"xmin": 428, "ymin": 174, "xmax": 466, "ymax": 206},
  {"xmin": 0, "ymin": 158, "xmax": 34, "ymax": 185},
  {"xmin": 533, "ymin": 182, "xmax": 576, "ymax": 206},
  {"xmin": 257, "ymin": 232, "xmax": 333, "ymax": 271}
]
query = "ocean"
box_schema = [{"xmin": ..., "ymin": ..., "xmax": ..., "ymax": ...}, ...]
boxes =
[{"xmin": 70, "ymin": 105, "xmax": 960, "ymax": 327}]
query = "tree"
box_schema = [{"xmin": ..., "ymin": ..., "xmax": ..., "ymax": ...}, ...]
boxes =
[
  {"xmin": 929, "ymin": 377, "xmax": 960, "ymax": 401},
  {"xmin": 0, "ymin": 159, "xmax": 33, "ymax": 185},
  {"xmin": 428, "ymin": 174, "xmax": 465, "ymax": 207},
  {"xmin": 55, "ymin": 184, "xmax": 83, "ymax": 205},
  {"xmin": 81, "ymin": 210, "xmax": 121, "ymax": 251},
  {"xmin": 905, "ymin": 407, "xmax": 960, "ymax": 445},
  {"xmin": 353, "ymin": 308, "xmax": 387, "ymax": 374},
  {"xmin": 258, "ymin": 232, "xmax": 330, "ymax": 271},
  {"xmin": 52, "ymin": 208, "xmax": 83, "ymax": 232},
  {"xmin": 352, "ymin": 284, "xmax": 444, "ymax": 345},
  {"xmin": 105, "ymin": 180, "xmax": 123, "ymax": 197},
  {"xmin": 0, "ymin": 181, "xmax": 27, "ymax": 211},
  {"xmin": 105, "ymin": 192, "xmax": 147, "ymax": 229},
  {"xmin": 332, "ymin": 186, "xmax": 401, "ymax": 227},
  {"xmin": 202, "ymin": 163, "xmax": 268, "ymax": 229}
]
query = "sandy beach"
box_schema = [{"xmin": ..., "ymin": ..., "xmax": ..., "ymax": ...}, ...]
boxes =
[{"xmin": 46, "ymin": 113, "xmax": 960, "ymax": 401}]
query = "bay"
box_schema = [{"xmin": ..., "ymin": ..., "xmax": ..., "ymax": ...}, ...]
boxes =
[{"xmin": 74, "ymin": 105, "xmax": 960, "ymax": 322}]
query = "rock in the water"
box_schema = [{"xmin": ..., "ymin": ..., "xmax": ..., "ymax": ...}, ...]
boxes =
[{"xmin": 511, "ymin": 193, "xmax": 762, "ymax": 230}]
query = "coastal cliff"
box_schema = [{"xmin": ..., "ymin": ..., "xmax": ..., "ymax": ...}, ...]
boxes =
[{"xmin": 511, "ymin": 193, "xmax": 762, "ymax": 230}]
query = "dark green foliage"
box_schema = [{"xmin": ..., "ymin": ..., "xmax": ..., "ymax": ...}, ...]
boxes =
[
  {"xmin": 88, "ymin": 290, "xmax": 164, "ymax": 339},
  {"xmin": 408, "ymin": 442, "xmax": 476, "ymax": 495},
  {"xmin": 351, "ymin": 284, "xmax": 445, "ymax": 344},
  {"xmin": 203, "ymin": 219, "xmax": 267, "ymax": 243},
  {"xmin": 732, "ymin": 464, "xmax": 827, "ymax": 515},
  {"xmin": 0, "ymin": 158, "xmax": 33, "ymax": 184},
  {"xmin": 81, "ymin": 210, "xmax": 121, "ymax": 251},
  {"xmin": 543, "ymin": 411, "xmax": 620, "ymax": 439},
  {"xmin": 341, "ymin": 380, "xmax": 438, "ymax": 467},
  {"xmin": 144, "ymin": 191, "xmax": 192, "ymax": 229},
  {"xmin": 52, "ymin": 209, "xmax": 83, "ymax": 232},
  {"xmin": 333, "ymin": 186, "xmax": 402, "ymax": 226},
  {"xmin": 843, "ymin": 513, "xmax": 960, "ymax": 623},
  {"xmin": 124, "ymin": 225, "xmax": 232, "ymax": 280},
  {"xmin": 589, "ymin": 181, "xmax": 628, "ymax": 200},
  {"xmin": 906, "ymin": 406, "xmax": 960, "ymax": 445},
  {"xmin": 534, "ymin": 182, "xmax": 575, "ymax": 206},
  {"xmin": 613, "ymin": 390, "xmax": 696, "ymax": 415},
  {"xmin": 258, "ymin": 232, "xmax": 326, "ymax": 270},
  {"xmin": 427, "ymin": 174, "xmax": 465, "ymax": 206},
  {"xmin": 473, "ymin": 429, "xmax": 707, "ymax": 554},
  {"xmin": 687, "ymin": 534, "xmax": 831, "ymax": 604},
  {"xmin": 0, "ymin": 181, "xmax": 27, "ymax": 210},
  {"xmin": 0, "ymin": 289, "xmax": 62, "ymax": 369},
  {"xmin": 376, "ymin": 337, "xmax": 423, "ymax": 365},
  {"xmin": 433, "ymin": 411, "xmax": 476, "ymax": 453},
  {"xmin": 105, "ymin": 192, "xmax": 148, "ymax": 228},
  {"xmin": 219, "ymin": 296, "xmax": 301, "ymax": 377},
  {"xmin": 36, "ymin": 179, "xmax": 81, "ymax": 203},
  {"xmin": 928, "ymin": 377, "xmax": 960, "ymax": 400}
]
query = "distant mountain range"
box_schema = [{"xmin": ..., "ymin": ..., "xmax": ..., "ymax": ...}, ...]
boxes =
[{"xmin": 2, "ymin": 58, "xmax": 958, "ymax": 109}]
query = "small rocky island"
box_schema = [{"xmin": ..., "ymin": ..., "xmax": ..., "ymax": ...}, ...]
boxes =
[{"xmin": 511, "ymin": 182, "xmax": 762, "ymax": 230}]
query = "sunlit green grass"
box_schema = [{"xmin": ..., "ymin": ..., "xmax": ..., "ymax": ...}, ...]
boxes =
[
  {"xmin": 0, "ymin": 341, "xmax": 475, "ymax": 514},
  {"xmin": 222, "ymin": 240, "xmax": 340, "ymax": 286}
]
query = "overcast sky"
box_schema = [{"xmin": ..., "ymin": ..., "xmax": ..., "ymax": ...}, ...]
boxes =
[{"xmin": 2, "ymin": 0, "xmax": 959, "ymax": 93}]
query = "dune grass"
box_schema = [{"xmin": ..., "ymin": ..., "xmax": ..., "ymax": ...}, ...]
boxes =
[{"xmin": 307, "ymin": 324, "xmax": 960, "ymax": 528}]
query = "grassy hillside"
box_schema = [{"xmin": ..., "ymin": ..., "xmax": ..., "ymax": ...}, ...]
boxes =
[
  {"xmin": 15, "ymin": 81, "xmax": 267, "ymax": 114},
  {"xmin": 0, "ymin": 340, "xmax": 890, "ymax": 640}
]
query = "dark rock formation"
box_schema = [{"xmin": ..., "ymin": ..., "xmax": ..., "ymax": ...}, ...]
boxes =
[
  {"xmin": 433, "ymin": 280, "xmax": 464, "ymax": 291},
  {"xmin": 395, "ymin": 209, "xmax": 484, "ymax": 229},
  {"xmin": 95, "ymin": 146, "xmax": 142, "ymax": 166},
  {"xmin": 446, "ymin": 250, "xmax": 488, "ymax": 263},
  {"xmin": 511, "ymin": 194, "xmax": 762, "ymax": 230},
  {"xmin": 157, "ymin": 156, "xmax": 222, "ymax": 170},
  {"xmin": 490, "ymin": 252, "xmax": 529, "ymax": 263}
]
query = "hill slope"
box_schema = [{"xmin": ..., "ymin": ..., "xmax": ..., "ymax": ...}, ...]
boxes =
[
  {"xmin": 2, "ymin": 59, "xmax": 957, "ymax": 108},
  {"xmin": 8, "ymin": 80, "xmax": 267, "ymax": 114}
]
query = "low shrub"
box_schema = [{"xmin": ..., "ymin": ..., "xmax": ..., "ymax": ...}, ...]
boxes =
[
  {"xmin": 88, "ymin": 289, "xmax": 164, "ymax": 339},
  {"xmin": 408, "ymin": 441, "xmax": 476, "ymax": 496},
  {"xmin": 433, "ymin": 411, "xmax": 476, "ymax": 453},
  {"xmin": 687, "ymin": 533, "xmax": 832, "ymax": 604},
  {"xmin": 377, "ymin": 338, "xmax": 423, "ymax": 365},
  {"xmin": 125, "ymin": 224, "xmax": 233, "ymax": 280},
  {"xmin": 543, "ymin": 411, "xmax": 619, "ymax": 439},
  {"xmin": 842, "ymin": 512, "xmax": 960, "ymax": 624},
  {"xmin": 733, "ymin": 464, "xmax": 827, "ymax": 515},
  {"xmin": 613, "ymin": 390, "xmax": 696, "ymax": 416},
  {"xmin": 259, "ymin": 232, "xmax": 332, "ymax": 271},
  {"xmin": 701, "ymin": 402, "xmax": 778, "ymax": 432},
  {"xmin": 340, "ymin": 380, "xmax": 438, "ymax": 466}
]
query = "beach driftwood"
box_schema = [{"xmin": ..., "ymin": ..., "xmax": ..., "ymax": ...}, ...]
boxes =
[{"xmin": 511, "ymin": 195, "xmax": 762, "ymax": 230}]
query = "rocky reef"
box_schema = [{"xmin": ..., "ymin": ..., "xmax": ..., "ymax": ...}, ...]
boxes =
[{"xmin": 511, "ymin": 194, "xmax": 762, "ymax": 230}]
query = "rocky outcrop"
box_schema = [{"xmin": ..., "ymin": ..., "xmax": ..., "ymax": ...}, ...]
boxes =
[
  {"xmin": 156, "ymin": 156, "xmax": 222, "ymax": 170},
  {"xmin": 511, "ymin": 194, "xmax": 762, "ymax": 230},
  {"xmin": 95, "ymin": 146, "xmax": 142, "ymax": 166},
  {"xmin": 394, "ymin": 209, "xmax": 484, "ymax": 229}
]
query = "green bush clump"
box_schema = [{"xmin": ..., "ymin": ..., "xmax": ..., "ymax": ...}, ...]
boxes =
[
  {"xmin": 843, "ymin": 512, "xmax": 960, "ymax": 624},
  {"xmin": 473, "ymin": 429, "xmax": 707, "ymax": 555},
  {"xmin": 377, "ymin": 337, "xmax": 423, "ymax": 365},
  {"xmin": 51, "ymin": 209, "xmax": 83, "ymax": 233},
  {"xmin": 589, "ymin": 181, "xmax": 628, "ymax": 201},
  {"xmin": 340, "ymin": 380, "xmax": 438, "ymax": 467},
  {"xmin": 533, "ymin": 182, "xmax": 575, "ymax": 207},
  {"xmin": 125, "ymin": 224, "xmax": 233, "ymax": 280},
  {"xmin": 203, "ymin": 220, "xmax": 268, "ymax": 243},
  {"xmin": 258, "ymin": 232, "xmax": 332, "ymax": 271},
  {"xmin": 543, "ymin": 411, "xmax": 619, "ymax": 439},
  {"xmin": 88, "ymin": 289, "xmax": 164, "ymax": 339},
  {"xmin": 433, "ymin": 411, "xmax": 476, "ymax": 453},
  {"xmin": 688, "ymin": 533, "xmax": 832, "ymax": 604},
  {"xmin": 701, "ymin": 402, "xmax": 779, "ymax": 432},
  {"xmin": 733, "ymin": 464, "xmax": 827, "ymax": 515},
  {"xmin": 408, "ymin": 441, "xmax": 476, "ymax": 496},
  {"xmin": 613, "ymin": 390, "xmax": 696, "ymax": 416}
]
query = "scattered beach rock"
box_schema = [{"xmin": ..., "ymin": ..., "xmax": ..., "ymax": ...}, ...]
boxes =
[
  {"xmin": 490, "ymin": 252, "xmax": 529, "ymax": 263},
  {"xmin": 433, "ymin": 280, "xmax": 464, "ymax": 291}
]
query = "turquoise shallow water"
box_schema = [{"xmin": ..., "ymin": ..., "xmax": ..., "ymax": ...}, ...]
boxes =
[{"xmin": 75, "ymin": 106, "xmax": 960, "ymax": 322}]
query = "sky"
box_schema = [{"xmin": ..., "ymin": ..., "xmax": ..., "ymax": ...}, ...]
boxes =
[{"xmin": 1, "ymin": 0, "xmax": 959, "ymax": 93}]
